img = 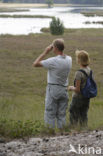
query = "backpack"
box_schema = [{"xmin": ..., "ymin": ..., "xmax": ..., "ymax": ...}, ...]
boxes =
[{"xmin": 75, "ymin": 69, "xmax": 97, "ymax": 99}]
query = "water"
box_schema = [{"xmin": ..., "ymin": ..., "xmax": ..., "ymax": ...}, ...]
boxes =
[{"xmin": 0, "ymin": 7, "xmax": 103, "ymax": 35}]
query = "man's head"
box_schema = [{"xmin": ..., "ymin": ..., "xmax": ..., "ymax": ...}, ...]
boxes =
[{"xmin": 52, "ymin": 38, "xmax": 65, "ymax": 54}]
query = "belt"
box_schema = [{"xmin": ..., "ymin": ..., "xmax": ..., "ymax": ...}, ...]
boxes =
[{"xmin": 48, "ymin": 83, "xmax": 67, "ymax": 87}]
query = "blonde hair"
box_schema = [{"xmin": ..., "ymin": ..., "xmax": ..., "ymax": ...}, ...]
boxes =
[
  {"xmin": 76, "ymin": 50, "xmax": 90, "ymax": 66},
  {"xmin": 52, "ymin": 38, "xmax": 65, "ymax": 52}
]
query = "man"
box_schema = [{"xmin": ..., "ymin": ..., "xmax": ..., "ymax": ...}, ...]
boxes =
[{"xmin": 33, "ymin": 39, "xmax": 72, "ymax": 129}]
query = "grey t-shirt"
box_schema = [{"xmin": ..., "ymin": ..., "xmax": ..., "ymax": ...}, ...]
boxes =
[
  {"xmin": 41, "ymin": 55, "xmax": 72, "ymax": 86},
  {"xmin": 73, "ymin": 66, "xmax": 91, "ymax": 98}
]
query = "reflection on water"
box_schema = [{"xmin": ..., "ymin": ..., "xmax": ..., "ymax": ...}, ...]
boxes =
[{"xmin": 0, "ymin": 7, "xmax": 103, "ymax": 35}]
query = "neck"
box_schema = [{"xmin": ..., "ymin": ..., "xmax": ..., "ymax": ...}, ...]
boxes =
[
  {"xmin": 80, "ymin": 65, "xmax": 88, "ymax": 68},
  {"xmin": 56, "ymin": 51, "xmax": 64, "ymax": 56}
]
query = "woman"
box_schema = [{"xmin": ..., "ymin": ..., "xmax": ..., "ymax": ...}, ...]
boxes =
[{"xmin": 68, "ymin": 50, "xmax": 91, "ymax": 127}]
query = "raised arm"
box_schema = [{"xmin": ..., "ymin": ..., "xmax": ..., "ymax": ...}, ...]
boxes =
[{"xmin": 32, "ymin": 45, "xmax": 53, "ymax": 67}]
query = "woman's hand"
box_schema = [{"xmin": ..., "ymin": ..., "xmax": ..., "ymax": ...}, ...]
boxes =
[
  {"xmin": 68, "ymin": 80, "xmax": 81, "ymax": 93},
  {"xmin": 68, "ymin": 86, "xmax": 75, "ymax": 91}
]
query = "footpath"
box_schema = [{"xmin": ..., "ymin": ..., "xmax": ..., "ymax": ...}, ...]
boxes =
[{"xmin": 0, "ymin": 130, "xmax": 103, "ymax": 156}]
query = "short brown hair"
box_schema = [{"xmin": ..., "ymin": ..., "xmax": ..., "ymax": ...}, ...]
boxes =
[
  {"xmin": 53, "ymin": 38, "xmax": 65, "ymax": 52},
  {"xmin": 76, "ymin": 50, "xmax": 90, "ymax": 66}
]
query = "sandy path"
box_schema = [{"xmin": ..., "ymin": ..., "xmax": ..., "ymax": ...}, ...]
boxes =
[{"xmin": 0, "ymin": 130, "xmax": 103, "ymax": 156}]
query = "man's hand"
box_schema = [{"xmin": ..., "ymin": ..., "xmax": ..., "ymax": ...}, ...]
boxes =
[
  {"xmin": 44, "ymin": 44, "xmax": 53, "ymax": 54},
  {"xmin": 33, "ymin": 44, "xmax": 53, "ymax": 67}
]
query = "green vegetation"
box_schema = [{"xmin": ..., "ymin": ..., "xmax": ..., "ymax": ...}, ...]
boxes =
[
  {"xmin": 0, "ymin": 119, "xmax": 44, "ymax": 138},
  {"xmin": 71, "ymin": 9, "xmax": 103, "ymax": 17},
  {"xmin": 50, "ymin": 17, "xmax": 64, "ymax": 35},
  {"xmin": 41, "ymin": 27, "xmax": 77, "ymax": 33},
  {"xmin": 69, "ymin": 0, "xmax": 103, "ymax": 5},
  {"xmin": 0, "ymin": 29, "xmax": 103, "ymax": 138},
  {"xmin": 46, "ymin": 0, "xmax": 54, "ymax": 8},
  {"xmin": 0, "ymin": 8, "xmax": 29, "ymax": 12},
  {"xmin": 1, "ymin": 0, "xmax": 103, "ymax": 5},
  {"xmin": 85, "ymin": 21, "xmax": 103, "ymax": 25},
  {"xmin": 0, "ymin": 14, "xmax": 53, "ymax": 18}
]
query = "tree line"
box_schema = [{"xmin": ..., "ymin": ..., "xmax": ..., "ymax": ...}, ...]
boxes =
[
  {"xmin": 2, "ymin": 0, "xmax": 103, "ymax": 5},
  {"xmin": 2, "ymin": 0, "xmax": 67, "ymax": 3},
  {"xmin": 69, "ymin": 0, "xmax": 103, "ymax": 4}
]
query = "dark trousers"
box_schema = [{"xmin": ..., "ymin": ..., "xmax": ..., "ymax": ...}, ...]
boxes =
[{"xmin": 69, "ymin": 97, "xmax": 90, "ymax": 126}]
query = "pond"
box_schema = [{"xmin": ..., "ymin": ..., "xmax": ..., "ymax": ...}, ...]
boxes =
[{"xmin": 0, "ymin": 6, "xmax": 103, "ymax": 35}]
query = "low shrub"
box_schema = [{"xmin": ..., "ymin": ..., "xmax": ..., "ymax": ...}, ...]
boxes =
[{"xmin": 50, "ymin": 17, "xmax": 64, "ymax": 35}]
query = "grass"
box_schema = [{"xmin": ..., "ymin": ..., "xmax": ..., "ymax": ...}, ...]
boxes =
[
  {"xmin": 0, "ymin": 14, "xmax": 53, "ymax": 18},
  {"xmin": 41, "ymin": 27, "xmax": 78, "ymax": 33},
  {"xmin": 88, "ymin": 99, "xmax": 103, "ymax": 130},
  {"xmin": 0, "ymin": 29, "xmax": 103, "ymax": 138},
  {"xmin": 0, "ymin": 8, "xmax": 29, "ymax": 12}
]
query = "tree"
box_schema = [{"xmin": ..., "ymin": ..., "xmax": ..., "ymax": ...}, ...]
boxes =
[
  {"xmin": 46, "ymin": 0, "xmax": 54, "ymax": 8},
  {"xmin": 50, "ymin": 17, "xmax": 64, "ymax": 35},
  {"xmin": 69, "ymin": 0, "xmax": 103, "ymax": 5},
  {"xmin": 3, "ymin": 0, "xmax": 9, "ymax": 2}
]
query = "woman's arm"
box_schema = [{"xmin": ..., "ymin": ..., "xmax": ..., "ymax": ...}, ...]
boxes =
[{"xmin": 68, "ymin": 80, "xmax": 81, "ymax": 93}]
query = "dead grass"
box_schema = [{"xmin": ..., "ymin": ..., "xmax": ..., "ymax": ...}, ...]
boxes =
[
  {"xmin": 0, "ymin": 3, "xmax": 47, "ymax": 8},
  {"xmin": 0, "ymin": 3, "xmax": 96, "ymax": 9},
  {"xmin": 0, "ymin": 3, "xmax": 70, "ymax": 9},
  {"xmin": 0, "ymin": 29, "xmax": 103, "ymax": 97},
  {"xmin": 82, "ymin": 11, "xmax": 103, "ymax": 17}
]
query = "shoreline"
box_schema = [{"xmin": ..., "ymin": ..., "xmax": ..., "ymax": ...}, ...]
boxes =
[
  {"xmin": 41, "ymin": 27, "xmax": 103, "ymax": 33},
  {"xmin": 0, "ymin": 28, "xmax": 103, "ymax": 36},
  {"xmin": 1, "ymin": 28, "xmax": 103, "ymax": 36},
  {"xmin": 0, "ymin": 14, "xmax": 53, "ymax": 18}
]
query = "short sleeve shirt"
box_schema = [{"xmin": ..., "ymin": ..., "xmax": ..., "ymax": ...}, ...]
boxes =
[{"xmin": 41, "ymin": 55, "xmax": 72, "ymax": 87}]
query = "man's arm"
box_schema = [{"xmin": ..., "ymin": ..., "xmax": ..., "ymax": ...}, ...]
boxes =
[{"xmin": 32, "ymin": 45, "xmax": 53, "ymax": 67}]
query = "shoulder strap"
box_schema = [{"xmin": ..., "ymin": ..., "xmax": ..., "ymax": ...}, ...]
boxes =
[{"xmin": 78, "ymin": 69, "xmax": 92, "ymax": 77}]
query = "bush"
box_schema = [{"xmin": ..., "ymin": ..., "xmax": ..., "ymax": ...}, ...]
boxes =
[
  {"xmin": 0, "ymin": 119, "xmax": 44, "ymax": 138},
  {"xmin": 50, "ymin": 17, "xmax": 64, "ymax": 35},
  {"xmin": 46, "ymin": 0, "xmax": 54, "ymax": 8}
]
